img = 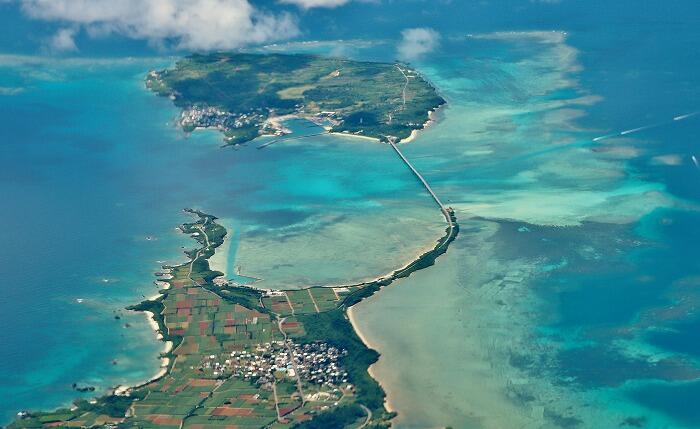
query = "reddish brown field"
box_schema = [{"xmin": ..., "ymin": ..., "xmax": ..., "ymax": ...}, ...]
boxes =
[
  {"xmin": 190, "ymin": 379, "xmax": 217, "ymax": 387},
  {"xmin": 176, "ymin": 299, "xmax": 194, "ymax": 309},
  {"xmin": 148, "ymin": 415, "xmax": 182, "ymax": 426},
  {"xmin": 296, "ymin": 414, "xmax": 312, "ymax": 422},
  {"xmin": 279, "ymin": 407, "xmax": 296, "ymax": 416},
  {"xmin": 212, "ymin": 407, "xmax": 254, "ymax": 417}
]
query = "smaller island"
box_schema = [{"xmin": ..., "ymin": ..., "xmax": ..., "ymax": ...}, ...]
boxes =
[{"xmin": 146, "ymin": 52, "xmax": 445, "ymax": 145}]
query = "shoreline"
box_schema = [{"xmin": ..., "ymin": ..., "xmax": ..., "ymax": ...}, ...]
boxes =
[
  {"xmin": 327, "ymin": 130, "xmax": 379, "ymax": 142},
  {"xmin": 325, "ymin": 105, "xmax": 440, "ymax": 145},
  {"xmin": 207, "ymin": 219, "xmax": 231, "ymax": 277},
  {"xmin": 297, "ymin": 215, "xmax": 444, "ymax": 291},
  {"xmin": 190, "ymin": 103, "xmax": 441, "ymax": 148},
  {"xmin": 113, "ymin": 210, "xmax": 212, "ymax": 399},
  {"xmin": 16, "ymin": 199, "xmax": 456, "ymax": 425},
  {"xmin": 113, "ymin": 284, "xmax": 174, "ymax": 396},
  {"xmin": 261, "ymin": 100, "xmax": 444, "ymax": 148},
  {"xmin": 401, "ymin": 108, "xmax": 439, "ymax": 144},
  {"xmin": 347, "ymin": 306, "xmax": 397, "ymax": 413},
  {"xmin": 113, "ymin": 337, "xmax": 173, "ymax": 397}
]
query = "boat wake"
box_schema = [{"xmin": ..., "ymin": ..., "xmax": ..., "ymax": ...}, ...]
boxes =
[
  {"xmin": 619, "ymin": 125, "xmax": 655, "ymax": 135},
  {"xmin": 674, "ymin": 112, "xmax": 699, "ymax": 121},
  {"xmin": 591, "ymin": 110, "xmax": 700, "ymax": 142}
]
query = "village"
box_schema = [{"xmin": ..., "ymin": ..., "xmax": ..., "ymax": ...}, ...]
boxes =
[
  {"xmin": 197, "ymin": 340, "xmax": 349, "ymax": 388},
  {"xmin": 179, "ymin": 105, "xmax": 264, "ymax": 133}
]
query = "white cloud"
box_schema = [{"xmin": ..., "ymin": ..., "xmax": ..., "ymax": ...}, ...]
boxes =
[
  {"xmin": 397, "ymin": 27, "xmax": 440, "ymax": 61},
  {"xmin": 279, "ymin": 0, "xmax": 350, "ymax": 9},
  {"xmin": 16, "ymin": 0, "xmax": 300, "ymax": 51},
  {"xmin": 49, "ymin": 27, "xmax": 77, "ymax": 52},
  {"xmin": 279, "ymin": 0, "xmax": 350, "ymax": 8}
]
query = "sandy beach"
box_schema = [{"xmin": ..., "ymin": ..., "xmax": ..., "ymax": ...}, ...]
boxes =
[
  {"xmin": 114, "ymin": 300, "xmax": 175, "ymax": 397},
  {"xmin": 342, "ymin": 218, "xmax": 454, "ymax": 417},
  {"xmin": 327, "ymin": 108, "xmax": 437, "ymax": 145},
  {"xmin": 114, "ymin": 340, "xmax": 172, "ymax": 396},
  {"xmin": 265, "ymin": 106, "xmax": 440, "ymax": 146},
  {"xmin": 208, "ymin": 219, "xmax": 231, "ymax": 277},
  {"xmin": 143, "ymin": 310, "xmax": 160, "ymax": 332},
  {"xmin": 401, "ymin": 108, "xmax": 439, "ymax": 144},
  {"xmin": 347, "ymin": 306, "xmax": 397, "ymax": 413},
  {"xmin": 327, "ymin": 131, "xmax": 380, "ymax": 142}
]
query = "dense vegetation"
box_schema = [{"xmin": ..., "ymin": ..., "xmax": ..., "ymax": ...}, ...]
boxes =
[{"xmin": 291, "ymin": 404, "xmax": 366, "ymax": 429}]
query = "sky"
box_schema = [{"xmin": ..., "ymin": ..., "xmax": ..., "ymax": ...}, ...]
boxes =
[
  {"xmin": 3, "ymin": 0, "xmax": 699, "ymax": 58},
  {"xmin": 0, "ymin": 0, "xmax": 370, "ymax": 55},
  {"xmin": 0, "ymin": 0, "xmax": 591, "ymax": 57}
]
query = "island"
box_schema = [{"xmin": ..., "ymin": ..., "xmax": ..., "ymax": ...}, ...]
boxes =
[
  {"xmin": 9, "ymin": 53, "xmax": 456, "ymax": 429},
  {"xmin": 146, "ymin": 52, "xmax": 446, "ymax": 145},
  {"xmin": 11, "ymin": 208, "xmax": 457, "ymax": 428}
]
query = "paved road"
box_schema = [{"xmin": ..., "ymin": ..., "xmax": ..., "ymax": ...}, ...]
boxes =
[
  {"xmin": 358, "ymin": 404, "xmax": 372, "ymax": 428},
  {"xmin": 277, "ymin": 317, "xmax": 306, "ymax": 404}
]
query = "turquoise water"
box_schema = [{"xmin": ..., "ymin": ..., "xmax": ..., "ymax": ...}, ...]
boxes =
[
  {"xmin": 352, "ymin": 11, "xmax": 700, "ymax": 428},
  {"xmin": 0, "ymin": 56, "xmax": 440, "ymax": 421},
  {"xmin": 0, "ymin": 58, "xmax": 202, "ymax": 418},
  {"xmin": 3, "ymin": 1, "xmax": 700, "ymax": 427}
]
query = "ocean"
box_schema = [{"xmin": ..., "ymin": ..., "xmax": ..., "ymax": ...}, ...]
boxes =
[
  {"xmin": 2, "ymin": 1, "xmax": 700, "ymax": 427},
  {"xmin": 0, "ymin": 55, "xmax": 441, "ymax": 421}
]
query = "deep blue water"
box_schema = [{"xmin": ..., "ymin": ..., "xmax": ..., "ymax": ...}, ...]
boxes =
[{"xmin": 0, "ymin": 60, "xmax": 194, "ymax": 418}]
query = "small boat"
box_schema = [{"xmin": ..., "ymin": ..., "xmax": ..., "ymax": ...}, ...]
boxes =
[{"xmin": 674, "ymin": 112, "xmax": 698, "ymax": 121}]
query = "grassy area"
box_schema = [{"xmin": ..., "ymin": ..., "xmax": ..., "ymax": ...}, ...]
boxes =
[{"xmin": 147, "ymin": 52, "xmax": 445, "ymax": 145}]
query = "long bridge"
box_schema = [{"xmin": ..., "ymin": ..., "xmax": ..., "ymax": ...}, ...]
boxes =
[{"xmin": 388, "ymin": 140, "xmax": 454, "ymax": 230}]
